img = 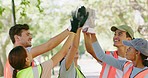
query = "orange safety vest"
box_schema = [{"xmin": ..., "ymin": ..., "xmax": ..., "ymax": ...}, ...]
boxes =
[
  {"xmin": 4, "ymin": 60, "xmax": 12, "ymax": 78},
  {"xmin": 4, "ymin": 60, "xmax": 36, "ymax": 78},
  {"xmin": 123, "ymin": 62, "xmax": 148, "ymax": 78},
  {"xmin": 99, "ymin": 51, "xmax": 118, "ymax": 78}
]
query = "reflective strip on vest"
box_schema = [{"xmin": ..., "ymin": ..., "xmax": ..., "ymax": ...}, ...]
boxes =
[
  {"xmin": 32, "ymin": 66, "xmax": 39, "ymax": 78},
  {"xmin": 134, "ymin": 68, "xmax": 148, "ymax": 78},
  {"xmin": 99, "ymin": 51, "xmax": 118, "ymax": 78},
  {"xmin": 123, "ymin": 62, "xmax": 133, "ymax": 78},
  {"xmin": 123, "ymin": 62, "xmax": 148, "ymax": 78},
  {"xmin": 17, "ymin": 65, "xmax": 42, "ymax": 78},
  {"xmin": 75, "ymin": 67, "xmax": 86, "ymax": 78}
]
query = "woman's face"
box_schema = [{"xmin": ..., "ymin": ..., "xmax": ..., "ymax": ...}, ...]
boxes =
[{"xmin": 126, "ymin": 46, "xmax": 138, "ymax": 61}]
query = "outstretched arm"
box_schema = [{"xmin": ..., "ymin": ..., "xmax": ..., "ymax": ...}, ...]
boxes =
[
  {"xmin": 40, "ymin": 32, "xmax": 75, "ymax": 78},
  {"xmin": 65, "ymin": 28, "xmax": 81, "ymax": 70},
  {"xmin": 91, "ymin": 34, "xmax": 125, "ymax": 70},
  {"xmin": 31, "ymin": 29, "xmax": 70, "ymax": 58},
  {"xmin": 83, "ymin": 32, "xmax": 102, "ymax": 62},
  {"xmin": 51, "ymin": 32, "xmax": 75, "ymax": 67}
]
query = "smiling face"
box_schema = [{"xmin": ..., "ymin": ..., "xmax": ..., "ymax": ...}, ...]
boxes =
[
  {"xmin": 17, "ymin": 29, "xmax": 32, "ymax": 47},
  {"xmin": 126, "ymin": 46, "xmax": 138, "ymax": 61},
  {"xmin": 113, "ymin": 30, "xmax": 129, "ymax": 47}
]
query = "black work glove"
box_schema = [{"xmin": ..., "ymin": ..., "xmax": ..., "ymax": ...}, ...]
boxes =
[
  {"xmin": 77, "ymin": 6, "xmax": 89, "ymax": 27},
  {"xmin": 70, "ymin": 11, "xmax": 79, "ymax": 33}
]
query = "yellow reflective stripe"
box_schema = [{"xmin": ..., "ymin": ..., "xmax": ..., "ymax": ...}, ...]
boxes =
[
  {"xmin": 17, "ymin": 65, "xmax": 42, "ymax": 78},
  {"xmin": 75, "ymin": 67, "xmax": 85, "ymax": 78}
]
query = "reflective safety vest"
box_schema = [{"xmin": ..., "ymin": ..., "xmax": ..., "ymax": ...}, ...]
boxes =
[
  {"xmin": 4, "ymin": 60, "xmax": 13, "ymax": 78},
  {"xmin": 99, "ymin": 51, "xmax": 118, "ymax": 78},
  {"xmin": 75, "ymin": 67, "xmax": 86, "ymax": 78},
  {"xmin": 17, "ymin": 65, "xmax": 42, "ymax": 78},
  {"xmin": 4, "ymin": 47, "xmax": 36, "ymax": 78},
  {"xmin": 123, "ymin": 62, "xmax": 148, "ymax": 78},
  {"xmin": 4, "ymin": 60, "xmax": 36, "ymax": 78}
]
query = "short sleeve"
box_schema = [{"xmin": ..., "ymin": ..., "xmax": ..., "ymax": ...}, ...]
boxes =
[{"xmin": 41, "ymin": 59, "xmax": 53, "ymax": 78}]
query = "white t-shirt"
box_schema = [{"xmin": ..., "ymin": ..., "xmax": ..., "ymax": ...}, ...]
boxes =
[
  {"xmin": 115, "ymin": 56, "xmax": 127, "ymax": 78},
  {"xmin": 41, "ymin": 59, "xmax": 53, "ymax": 78}
]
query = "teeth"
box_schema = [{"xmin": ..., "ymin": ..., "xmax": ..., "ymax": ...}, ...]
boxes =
[{"xmin": 114, "ymin": 40, "xmax": 118, "ymax": 42}]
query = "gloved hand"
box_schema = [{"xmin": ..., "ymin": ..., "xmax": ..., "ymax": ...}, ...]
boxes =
[
  {"xmin": 70, "ymin": 11, "xmax": 79, "ymax": 33},
  {"xmin": 77, "ymin": 6, "xmax": 89, "ymax": 27},
  {"xmin": 69, "ymin": 6, "xmax": 89, "ymax": 33}
]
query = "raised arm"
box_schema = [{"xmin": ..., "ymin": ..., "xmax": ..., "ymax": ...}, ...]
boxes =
[
  {"xmin": 51, "ymin": 32, "xmax": 75, "ymax": 67},
  {"xmin": 83, "ymin": 33, "xmax": 102, "ymax": 62},
  {"xmin": 31, "ymin": 29, "xmax": 70, "ymax": 58},
  {"xmin": 91, "ymin": 34, "xmax": 125, "ymax": 70},
  {"xmin": 65, "ymin": 28, "xmax": 81, "ymax": 70}
]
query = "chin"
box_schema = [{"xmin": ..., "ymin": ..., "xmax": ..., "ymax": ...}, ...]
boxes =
[
  {"xmin": 27, "ymin": 44, "xmax": 32, "ymax": 47},
  {"xmin": 113, "ymin": 44, "xmax": 118, "ymax": 47}
]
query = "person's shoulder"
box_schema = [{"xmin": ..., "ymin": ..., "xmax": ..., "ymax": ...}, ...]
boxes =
[{"xmin": 26, "ymin": 47, "xmax": 32, "ymax": 52}]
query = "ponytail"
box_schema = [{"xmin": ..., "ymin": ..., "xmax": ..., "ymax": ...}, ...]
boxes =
[
  {"xmin": 140, "ymin": 53, "xmax": 148, "ymax": 66},
  {"xmin": 13, "ymin": 69, "xmax": 17, "ymax": 78},
  {"xmin": 143, "ymin": 60, "xmax": 148, "ymax": 67}
]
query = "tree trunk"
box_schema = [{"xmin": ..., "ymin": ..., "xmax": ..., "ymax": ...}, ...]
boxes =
[
  {"xmin": 0, "ymin": 59, "xmax": 3, "ymax": 76},
  {"xmin": 0, "ymin": 36, "xmax": 10, "ymax": 76}
]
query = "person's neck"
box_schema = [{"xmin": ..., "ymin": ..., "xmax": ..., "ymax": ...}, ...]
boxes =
[
  {"xmin": 133, "ymin": 61, "xmax": 145, "ymax": 69},
  {"xmin": 14, "ymin": 43, "xmax": 24, "ymax": 47},
  {"xmin": 133, "ymin": 56, "xmax": 145, "ymax": 68},
  {"xmin": 117, "ymin": 46, "xmax": 127, "ymax": 58}
]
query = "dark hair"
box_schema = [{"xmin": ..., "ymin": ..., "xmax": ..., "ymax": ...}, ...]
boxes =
[
  {"xmin": 9, "ymin": 24, "xmax": 29, "ymax": 44},
  {"xmin": 126, "ymin": 32, "xmax": 134, "ymax": 40},
  {"xmin": 8, "ymin": 46, "xmax": 27, "ymax": 78},
  {"xmin": 140, "ymin": 53, "xmax": 148, "ymax": 67}
]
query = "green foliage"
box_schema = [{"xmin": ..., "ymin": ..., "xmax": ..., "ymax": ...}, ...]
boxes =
[
  {"xmin": 36, "ymin": 0, "xmax": 44, "ymax": 13},
  {"xmin": 20, "ymin": 0, "xmax": 30, "ymax": 17},
  {"xmin": 0, "ymin": 0, "xmax": 147, "ymax": 76},
  {"xmin": 0, "ymin": 6, "xmax": 4, "ymax": 16}
]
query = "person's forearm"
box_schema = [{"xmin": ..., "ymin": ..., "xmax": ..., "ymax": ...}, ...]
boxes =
[
  {"xmin": 31, "ymin": 29, "xmax": 69, "ymax": 58},
  {"xmin": 51, "ymin": 32, "xmax": 75, "ymax": 67},
  {"xmin": 92, "ymin": 41, "xmax": 125, "ymax": 70},
  {"xmin": 84, "ymin": 33, "xmax": 101, "ymax": 62},
  {"xmin": 65, "ymin": 28, "xmax": 81, "ymax": 70},
  {"xmin": 91, "ymin": 34, "xmax": 97, "ymax": 43}
]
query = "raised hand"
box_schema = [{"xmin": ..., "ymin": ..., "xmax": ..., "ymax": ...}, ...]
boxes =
[
  {"xmin": 86, "ymin": 8, "xmax": 96, "ymax": 28},
  {"xmin": 70, "ymin": 11, "xmax": 79, "ymax": 33},
  {"xmin": 69, "ymin": 6, "xmax": 89, "ymax": 33},
  {"xmin": 82, "ymin": 8, "xmax": 96, "ymax": 34},
  {"xmin": 77, "ymin": 6, "xmax": 89, "ymax": 27}
]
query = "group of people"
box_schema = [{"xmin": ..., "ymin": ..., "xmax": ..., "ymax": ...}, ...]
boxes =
[{"xmin": 4, "ymin": 6, "xmax": 148, "ymax": 78}]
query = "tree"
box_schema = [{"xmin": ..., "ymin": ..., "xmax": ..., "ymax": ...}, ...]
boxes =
[{"xmin": 0, "ymin": 0, "xmax": 147, "ymax": 76}]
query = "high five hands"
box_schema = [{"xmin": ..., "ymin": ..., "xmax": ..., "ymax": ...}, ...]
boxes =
[{"xmin": 70, "ymin": 6, "xmax": 89, "ymax": 33}]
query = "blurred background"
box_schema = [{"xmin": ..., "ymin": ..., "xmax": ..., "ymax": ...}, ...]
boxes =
[{"xmin": 0, "ymin": 0, "xmax": 147, "ymax": 77}]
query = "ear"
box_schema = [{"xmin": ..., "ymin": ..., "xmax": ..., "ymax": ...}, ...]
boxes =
[
  {"xmin": 127, "ymin": 37, "xmax": 131, "ymax": 40},
  {"xmin": 137, "ymin": 51, "xmax": 140, "ymax": 55},
  {"xmin": 26, "ymin": 57, "xmax": 30, "ymax": 62},
  {"xmin": 14, "ymin": 35, "xmax": 21, "ymax": 40}
]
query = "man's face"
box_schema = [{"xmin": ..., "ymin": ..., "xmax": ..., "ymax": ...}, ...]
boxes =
[
  {"xmin": 18, "ymin": 30, "xmax": 32, "ymax": 47},
  {"xmin": 113, "ymin": 30, "xmax": 129, "ymax": 47}
]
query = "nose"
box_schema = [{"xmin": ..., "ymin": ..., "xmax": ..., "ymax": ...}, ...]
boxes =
[{"xmin": 29, "ymin": 35, "xmax": 32, "ymax": 40}]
